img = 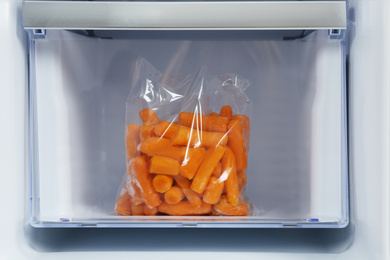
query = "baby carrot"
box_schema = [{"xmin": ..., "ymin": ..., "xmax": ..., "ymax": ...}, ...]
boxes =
[
  {"xmin": 209, "ymin": 112, "xmax": 219, "ymax": 117},
  {"xmin": 126, "ymin": 124, "xmax": 141, "ymax": 164},
  {"xmin": 233, "ymin": 114, "xmax": 250, "ymax": 146},
  {"xmin": 170, "ymin": 125, "xmax": 201, "ymax": 147},
  {"xmin": 139, "ymin": 136, "xmax": 171, "ymax": 151},
  {"xmin": 178, "ymin": 112, "xmax": 229, "ymax": 133},
  {"xmin": 179, "ymin": 147, "xmax": 206, "ymax": 180},
  {"xmin": 155, "ymin": 121, "xmax": 227, "ymax": 148},
  {"xmin": 140, "ymin": 124, "xmax": 155, "ymax": 142},
  {"xmin": 158, "ymin": 201, "xmax": 211, "ymax": 216},
  {"xmin": 131, "ymin": 203, "xmax": 145, "ymax": 216},
  {"xmin": 171, "ymin": 125, "xmax": 228, "ymax": 148},
  {"xmin": 173, "ymin": 175, "xmax": 202, "ymax": 208},
  {"xmin": 164, "ymin": 186, "xmax": 185, "ymax": 205},
  {"xmin": 152, "ymin": 175, "xmax": 173, "ymax": 193},
  {"xmin": 212, "ymin": 196, "xmax": 248, "ymax": 216},
  {"xmin": 154, "ymin": 121, "xmax": 180, "ymax": 138},
  {"xmin": 220, "ymin": 105, "xmax": 233, "ymax": 118},
  {"xmin": 115, "ymin": 188, "xmax": 132, "ymax": 215},
  {"xmin": 128, "ymin": 156, "xmax": 161, "ymax": 208},
  {"xmin": 150, "ymin": 156, "xmax": 180, "ymax": 176},
  {"xmin": 191, "ymin": 145, "xmax": 227, "ymax": 194},
  {"xmin": 203, "ymin": 177, "xmax": 225, "ymax": 205},
  {"xmin": 144, "ymin": 205, "xmax": 158, "ymax": 216},
  {"xmin": 227, "ymin": 119, "xmax": 247, "ymax": 172},
  {"xmin": 203, "ymin": 130, "xmax": 229, "ymax": 148},
  {"xmin": 237, "ymin": 171, "xmax": 247, "ymax": 192},
  {"xmin": 139, "ymin": 108, "xmax": 159, "ymax": 124},
  {"xmin": 139, "ymin": 137, "xmax": 186, "ymax": 162},
  {"xmin": 211, "ymin": 162, "xmax": 222, "ymax": 178},
  {"xmin": 222, "ymin": 148, "xmax": 239, "ymax": 206}
]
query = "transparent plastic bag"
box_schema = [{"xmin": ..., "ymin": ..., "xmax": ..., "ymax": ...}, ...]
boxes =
[{"xmin": 115, "ymin": 58, "xmax": 252, "ymax": 216}]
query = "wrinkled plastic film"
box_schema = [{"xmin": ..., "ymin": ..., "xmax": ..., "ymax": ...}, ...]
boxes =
[{"xmin": 115, "ymin": 58, "xmax": 253, "ymax": 216}]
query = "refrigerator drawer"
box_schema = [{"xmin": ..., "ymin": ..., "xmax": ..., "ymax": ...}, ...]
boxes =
[{"xmin": 25, "ymin": 1, "xmax": 348, "ymax": 228}]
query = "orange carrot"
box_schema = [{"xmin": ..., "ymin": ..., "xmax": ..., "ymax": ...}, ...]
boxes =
[
  {"xmin": 158, "ymin": 201, "xmax": 211, "ymax": 216},
  {"xmin": 170, "ymin": 125, "xmax": 201, "ymax": 147},
  {"xmin": 140, "ymin": 124, "xmax": 155, "ymax": 142},
  {"xmin": 131, "ymin": 203, "xmax": 145, "ymax": 216},
  {"xmin": 139, "ymin": 137, "xmax": 186, "ymax": 162},
  {"xmin": 178, "ymin": 112, "xmax": 229, "ymax": 133},
  {"xmin": 173, "ymin": 175, "xmax": 202, "ymax": 208},
  {"xmin": 211, "ymin": 162, "xmax": 222, "ymax": 178},
  {"xmin": 212, "ymin": 196, "xmax": 248, "ymax": 216},
  {"xmin": 171, "ymin": 125, "xmax": 228, "ymax": 148},
  {"xmin": 237, "ymin": 171, "xmax": 247, "ymax": 192},
  {"xmin": 227, "ymin": 119, "xmax": 247, "ymax": 172},
  {"xmin": 203, "ymin": 177, "xmax": 225, "ymax": 205},
  {"xmin": 209, "ymin": 112, "xmax": 219, "ymax": 117},
  {"xmin": 115, "ymin": 188, "xmax": 132, "ymax": 215},
  {"xmin": 152, "ymin": 175, "xmax": 173, "ymax": 193},
  {"xmin": 164, "ymin": 186, "xmax": 185, "ymax": 205},
  {"xmin": 154, "ymin": 121, "xmax": 180, "ymax": 138},
  {"xmin": 128, "ymin": 156, "xmax": 161, "ymax": 208},
  {"xmin": 233, "ymin": 114, "xmax": 250, "ymax": 147},
  {"xmin": 179, "ymin": 147, "xmax": 206, "ymax": 180},
  {"xmin": 198, "ymin": 130, "xmax": 228, "ymax": 148},
  {"xmin": 140, "ymin": 136, "xmax": 171, "ymax": 151},
  {"xmin": 220, "ymin": 105, "xmax": 233, "ymax": 118},
  {"xmin": 150, "ymin": 156, "xmax": 179, "ymax": 175},
  {"xmin": 139, "ymin": 108, "xmax": 159, "ymax": 124},
  {"xmin": 191, "ymin": 145, "xmax": 227, "ymax": 194},
  {"xmin": 144, "ymin": 205, "xmax": 158, "ymax": 216},
  {"xmin": 155, "ymin": 121, "xmax": 227, "ymax": 148},
  {"xmin": 221, "ymin": 148, "xmax": 239, "ymax": 206},
  {"xmin": 126, "ymin": 124, "xmax": 141, "ymax": 164}
]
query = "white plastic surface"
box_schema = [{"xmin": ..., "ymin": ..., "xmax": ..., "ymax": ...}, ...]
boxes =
[{"xmin": 0, "ymin": 0, "xmax": 389, "ymax": 259}]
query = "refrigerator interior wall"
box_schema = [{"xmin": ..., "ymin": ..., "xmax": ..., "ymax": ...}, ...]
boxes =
[{"xmin": 30, "ymin": 29, "xmax": 347, "ymax": 227}]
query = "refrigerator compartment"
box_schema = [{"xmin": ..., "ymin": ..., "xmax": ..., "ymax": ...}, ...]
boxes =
[
  {"xmin": 25, "ymin": 0, "xmax": 348, "ymax": 228},
  {"xmin": 28, "ymin": 27, "xmax": 348, "ymax": 228}
]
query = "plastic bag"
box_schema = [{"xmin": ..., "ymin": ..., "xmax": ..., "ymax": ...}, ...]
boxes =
[{"xmin": 115, "ymin": 58, "xmax": 252, "ymax": 216}]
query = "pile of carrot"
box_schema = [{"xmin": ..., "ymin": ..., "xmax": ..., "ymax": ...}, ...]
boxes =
[{"xmin": 115, "ymin": 106, "xmax": 250, "ymax": 216}]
